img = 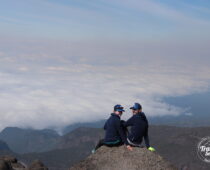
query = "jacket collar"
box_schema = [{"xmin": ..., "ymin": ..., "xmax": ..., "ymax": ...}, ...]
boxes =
[
  {"xmin": 135, "ymin": 111, "xmax": 144, "ymax": 116},
  {"xmin": 111, "ymin": 113, "xmax": 121, "ymax": 119}
]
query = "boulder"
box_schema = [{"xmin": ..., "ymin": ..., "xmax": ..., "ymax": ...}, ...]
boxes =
[{"xmin": 0, "ymin": 160, "xmax": 13, "ymax": 170}]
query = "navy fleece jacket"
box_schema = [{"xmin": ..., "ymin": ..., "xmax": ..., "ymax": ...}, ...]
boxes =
[
  {"xmin": 104, "ymin": 113, "xmax": 128, "ymax": 145},
  {"xmin": 123, "ymin": 112, "xmax": 150, "ymax": 148}
]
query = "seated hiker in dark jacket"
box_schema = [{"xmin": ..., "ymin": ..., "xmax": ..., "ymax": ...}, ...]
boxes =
[
  {"xmin": 93, "ymin": 104, "xmax": 131, "ymax": 153},
  {"xmin": 123, "ymin": 103, "xmax": 155, "ymax": 152}
]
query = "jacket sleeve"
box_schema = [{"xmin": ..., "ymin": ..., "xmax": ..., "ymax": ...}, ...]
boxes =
[
  {"xmin": 141, "ymin": 112, "xmax": 149, "ymax": 125},
  {"xmin": 123, "ymin": 116, "xmax": 135, "ymax": 127},
  {"xmin": 144, "ymin": 125, "xmax": 150, "ymax": 148},
  {"xmin": 103, "ymin": 121, "xmax": 107, "ymax": 130},
  {"xmin": 116, "ymin": 119, "xmax": 129, "ymax": 145}
]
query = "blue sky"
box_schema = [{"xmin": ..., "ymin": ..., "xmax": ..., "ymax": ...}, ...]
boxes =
[
  {"xmin": 0, "ymin": 0, "xmax": 210, "ymax": 132},
  {"xmin": 1, "ymin": 0, "xmax": 210, "ymax": 39}
]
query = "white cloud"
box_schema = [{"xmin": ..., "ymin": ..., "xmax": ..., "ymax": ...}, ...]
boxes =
[
  {"xmin": 0, "ymin": 0, "xmax": 210, "ymax": 133},
  {"xmin": 0, "ymin": 33, "xmax": 210, "ymax": 132},
  {"xmin": 0, "ymin": 47, "xmax": 210, "ymax": 132}
]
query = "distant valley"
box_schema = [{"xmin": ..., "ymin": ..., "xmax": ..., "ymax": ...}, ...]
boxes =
[{"xmin": 0, "ymin": 125, "xmax": 210, "ymax": 170}]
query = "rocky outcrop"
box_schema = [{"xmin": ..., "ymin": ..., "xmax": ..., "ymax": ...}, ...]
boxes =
[
  {"xmin": 28, "ymin": 160, "xmax": 48, "ymax": 170},
  {"xmin": 0, "ymin": 160, "xmax": 13, "ymax": 170},
  {"xmin": 70, "ymin": 146, "xmax": 178, "ymax": 170},
  {"xmin": 0, "ymin": 156, "xmax": 25, "ymax": 170},
  {"xmin": 0, "ymin": 156, "xmax": 48, "ymax": 170}
]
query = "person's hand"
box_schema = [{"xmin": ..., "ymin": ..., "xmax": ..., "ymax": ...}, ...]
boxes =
[
  {"xmin": 148, "ymin": 147, "xmax": 155, "ymax": 152},
  {"xmin": 126, "ymin": 145, "xmax": 133, "ymax": 151}
]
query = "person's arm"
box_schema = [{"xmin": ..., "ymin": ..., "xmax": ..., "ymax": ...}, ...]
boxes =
[
  {"xmin": 116, "ymin": 119, "xmax": 129, "ymax": 145},
  {"xmin": 144, "ymin": 127, "xmax": 156, "ymax": 151},
  {"xmin": 123, "ymin": 116, "xmax": 134, "ymax": 127},
  {"xmin": 103, "ymin": 121, "xmax": 107, "ymax": 130},
  {"xmin": 141, "ymin": 112, "xmax": 148, "ymax": 125},
  {"xmin": 144, "ymin": 125, "xmax": 150, "ymax": 148}
]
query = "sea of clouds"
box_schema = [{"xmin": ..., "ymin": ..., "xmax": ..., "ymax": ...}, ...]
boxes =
[{"xmin": 0, "ymin": 37, "xmax": 210, "ymax": 132}]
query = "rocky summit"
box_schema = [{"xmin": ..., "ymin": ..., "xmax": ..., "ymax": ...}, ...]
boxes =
[
  {"xmin": 70, "ymin": 145, "xmax": 178, "ymax": 170},
  {"xmin": 0, "ymin": 156, "xmax": 48, "ymax": 170},
  {"xmin": 0, "ymin": 155, "xmax": 24, "ymax": 170}
]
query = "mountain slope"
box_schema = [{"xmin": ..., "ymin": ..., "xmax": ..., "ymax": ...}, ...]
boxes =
[
  {"xmin": 70, "ymin": 145, "xmax": 177, "ymax": 170},
  {"xmin": 1, "ymin": 126, "xmax": 210, "ymax": 170},
  {"xmin": 17, "ymin": 127, "xmax": 104, "ymax": 170},
  {"xmin": 62, "ymin": 120, "xmax": 105, "ymax": 135},
  {"xmin": 55, "ymin": 127, "xmax": 104, "ymax": 149},
  {"xmin": 148, "ymin": 126, "xmax": 210, "ymax": 170},
  {"xmin": 0, "ymin": 140, "xmax": 10, "ymax": 151},
  {"xmin": 0, "ymin": 127, "xmax": 60, "ymax": 154}
]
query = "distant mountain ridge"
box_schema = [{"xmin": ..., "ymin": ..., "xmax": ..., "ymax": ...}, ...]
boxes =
[
  {"xmin": 61, "ymin": 115, "xmax": 210, "ymax": 135},
  {"xmin": 1, "ymin": 125, "xmax": 210, "ymax": 169},
  {"xmin": 0, "ymin": 126, "xmax": 208, "ymax": 170},
  {"xmin": 0, "ymin": 127, "xmax": 60, "ymax": 154},
  {"xmin": 62, "ymin": 120, "xmax": 105, "ymax": 134}
]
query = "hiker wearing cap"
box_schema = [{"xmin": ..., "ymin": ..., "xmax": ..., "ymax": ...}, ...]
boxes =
[
  {"xmin": 92, "ymin": 104, "xmax": 130, "ymax": 153},
  {"xmin": 123, "ymin": 103, "xmax": 155, "ymax": 152}
]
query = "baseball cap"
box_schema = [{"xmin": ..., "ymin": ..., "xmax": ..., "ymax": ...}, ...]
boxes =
[
  {"xmin": 130, "ymin": 103, "xmax": 142, "ymax": 110},
  {"xmin": 114, "ymin": 104, "xmax": 125, "ymax": 112}
]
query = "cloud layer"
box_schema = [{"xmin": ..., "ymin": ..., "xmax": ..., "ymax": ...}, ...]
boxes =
[
  {"xmin": 0, "ymin": 0, "xmax": 210, "ymax": 132},
  {"xmin": 0, "ymin": 37, "xmax": 210, "ymax": 132}
]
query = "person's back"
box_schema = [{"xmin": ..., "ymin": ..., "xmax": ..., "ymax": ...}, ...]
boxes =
[
  {"xmin": 139, "ymin": 111, "xmax": 148, "ymax": 124},
  {"xmin": 124, "ymin": 103, "xmax": 151, "ymax": 149},
  {"xmin": 104, "ymin": 113, "xmax": 126, "ymax": 143},
  {"xmin": 126, "ymin": 112, "xmax": 148, "ymax": 145},
  {"xmin": 93, "ymin": 104, "xmax": 127, "ymax": 152}
]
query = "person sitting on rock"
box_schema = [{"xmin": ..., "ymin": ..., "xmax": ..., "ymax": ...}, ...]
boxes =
[
  {"xmin": 92, "ymin": 104, "xmax": 132, "ymax": 153},
  {"xmin": 123, "ymin": 103, "xmax": 155, "ymax": 152}
]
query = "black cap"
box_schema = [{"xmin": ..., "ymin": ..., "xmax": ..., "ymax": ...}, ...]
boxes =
[
  {"xmin": 130, "ymin": 103, "xmax": 142, "ymax": 110},
  {"xmin": 114, "ymin": 104, "xmax": 125, "ymax": 112}
]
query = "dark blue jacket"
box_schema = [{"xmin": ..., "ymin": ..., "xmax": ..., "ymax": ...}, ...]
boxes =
[
  {"xmin": 123, "ymin": 112, "xmax": 150, "ymax": 148},
  {"xmin": 104, "ymin": 113, "xmax": 127, "ymax": 145}
]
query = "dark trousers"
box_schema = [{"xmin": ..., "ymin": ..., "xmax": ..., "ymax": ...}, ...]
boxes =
[{"xmin": 95, "ymin": 139, "xmax": 123, "ymax": 150}]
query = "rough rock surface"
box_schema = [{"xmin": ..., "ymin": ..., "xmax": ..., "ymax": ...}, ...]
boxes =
[
  {"xmin": 0, "ymin": 156, "xmax": 17, "ymax": 164},
  {"xmin": 0, "ymin": 155, "xmax": 26, "ymax": 170},
  {"xmin": 28, "ymin": 160, "xmax": 48, "ymax": 170},
  {"xmin": 70, "ymin": 146, "xmax": 178, "ymax": 170},
  {"xmin": 0, "ymin": 156, "xmax": 48, "ymax": 170},
  {"xmin": 0, "ymin": 160, "xmax": 13, "ymax": 170}
]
